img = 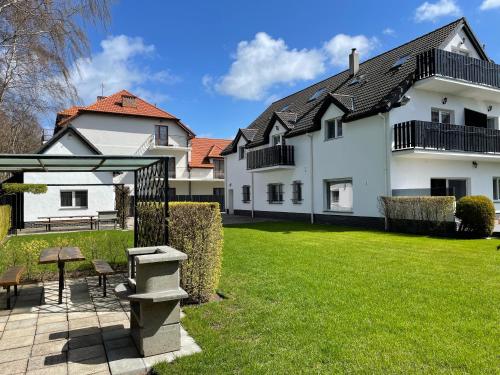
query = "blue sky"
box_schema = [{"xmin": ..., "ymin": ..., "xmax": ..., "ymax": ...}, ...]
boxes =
[{"xmin": 62, "ymin": 0, "xmax": 500, "ymax": 139}]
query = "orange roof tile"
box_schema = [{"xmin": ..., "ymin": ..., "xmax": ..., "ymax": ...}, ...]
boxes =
[
  {"xmin": 56, "ymin": 90, "xmax": 194, "ymax": 136},
  {"xmin": 189, "ymin": 138, "xmax": 231, "ymax": 169}
]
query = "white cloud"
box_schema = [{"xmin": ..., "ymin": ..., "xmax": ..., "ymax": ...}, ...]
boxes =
[
  {"xmin": 69, "ymin": 35, "xmax": 178, "ymax": 104},
  {"xmin": 414, "ymin": 0, "xmax": 461, "ymax": 22},
  {"xmin": 383, "ymin": 28, "xmax": 396, "ymax": 36},
  {"xmin": 212, "ymin": 32, "xmax": 325, "ymax": 101},
  {"xmin": 207, "ymin": 32, "xmax": 378, "ymax": 101},
  {"xmin": 323, "ymin": 34, "xmax": 378, "ymax": 66},
  {"xmin": 480, "ymin": 0, "xmax": 500, "ymax": 10}
]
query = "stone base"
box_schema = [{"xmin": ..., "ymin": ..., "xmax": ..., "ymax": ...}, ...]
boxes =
[{"xmin": 132, "ymin": 322, "xmax": 181, "ymax": 357}]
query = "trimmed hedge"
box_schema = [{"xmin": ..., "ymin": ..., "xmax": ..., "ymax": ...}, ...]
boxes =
[
  {"xmin": 455, "ymin": 195, "xmax": 495, "ymax": 238},
  {"xmin": 378, "ymin": 196, "xmax": 456, "ymax": 234},
  {"xmin": 2, "ymin": 183, "xmax": 47, "ymax": 194},
  {"xmin": 0, "ymin": 205, "xmax": 10, "ymax": 243},
  {"xmin": 168, "ymin": 202, "xmax": 223, "ymax": 303}
]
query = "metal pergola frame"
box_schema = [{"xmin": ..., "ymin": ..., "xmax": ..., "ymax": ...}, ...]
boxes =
[{"xmin": 0, "ymin": 154, "xmax": 170, "ymax": 247}]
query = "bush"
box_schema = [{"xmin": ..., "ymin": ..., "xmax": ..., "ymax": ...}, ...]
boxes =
[
  {"xmin": 0, "ymin": 205, "xmax": 10, "ymax": 243},
  {"xmin": 455, "ymin": 195, "xmax": 495, "ymax": 238},
  {"xmin": 115, "ymin": 185, "xmax": 131, "ymax": 229},
  {"xmin": 168, "ymin": 202, "xmax": 223, "ymax": 303},
  {"xmin": 378, "ymin": 196, "xmax": 456, "ymax": 235},
  {"xmin": 2, "ymin": 183, "xmax": 47, "ymax": 194}
]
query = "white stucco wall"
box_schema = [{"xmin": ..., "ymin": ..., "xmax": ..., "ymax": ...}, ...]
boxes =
[{"xmin": 441, "ymin": 26, "xmax": 482, "ymax": 59}]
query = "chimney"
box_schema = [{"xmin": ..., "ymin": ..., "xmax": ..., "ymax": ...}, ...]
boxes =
[
  {"xmin": 97, "ymin": 96, "xmax": 106, "ymax": 101},
  {"xmin": 121, "ymin": 95, "xmax": 137, "ymax": 108},
  {"xmin": 349, "ymin": 48, "xmax": 359, "ymax": 76}
]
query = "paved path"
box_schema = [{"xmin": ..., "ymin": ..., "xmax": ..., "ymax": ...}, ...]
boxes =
[{"xmin": 0, "ymin": 274, "xmax": 200, "ymax": 375}]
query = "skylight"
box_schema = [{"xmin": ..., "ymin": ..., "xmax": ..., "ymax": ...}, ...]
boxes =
[
  {"xmin": 391, "ymin": 55, "xmax": 410, "ymax": 69},
  {"xmin": 307, "ymin": 87, "xmax": 326, "ymax": 102},
  {"xmin": 280, "ymin": 103, "xmax": 291, "ymax": 111},
  {"xmin": 348, "ymin": 74, "xmax": 366, "ymax": 86}
]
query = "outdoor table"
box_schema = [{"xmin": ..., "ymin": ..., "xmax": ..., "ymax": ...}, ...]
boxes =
[
  {"xmin": 38, "ymin": 215, "xmax": 96, "ymax": 231},
  {"xmin": 39, "ymin": 247, "xmax": 85, "ymax": 304}
]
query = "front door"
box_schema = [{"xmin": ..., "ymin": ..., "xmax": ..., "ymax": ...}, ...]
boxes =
[{"xmin": 227, "ymin": 189, "xmax": 234, "ymax": 214}]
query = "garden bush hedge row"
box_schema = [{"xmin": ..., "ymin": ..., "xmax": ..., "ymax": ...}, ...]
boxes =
[
  {"xmin": 455, "ymin": 195, "xmax": 496, "ymax": 238},
  {"xmin": 1, "ymin": 183, "xmax": 47, "ymax": 194},
  {"xmin": 378, "ymin": 196, "xmax": 456, "ymax": 234},
  {"xmin": 0, "ymin": 205, "xmax": 10, "ymax": 243}
]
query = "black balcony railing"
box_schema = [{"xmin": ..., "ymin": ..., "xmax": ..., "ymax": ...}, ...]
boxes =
[
  {"xmin": 246, "ymin": 145, "xmax": 295, "ymax": 170},
  {"xmin": 416, "ymin": 48, "xmax": 500, "ymax": 89},
  {"xmin": 393, "ymin": 121, "xmax": 500, "ymax": 154}
]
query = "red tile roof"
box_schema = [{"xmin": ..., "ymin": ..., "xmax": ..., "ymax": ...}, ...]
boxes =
[
  {"xmin": 189, "ymin": 138, "xmax": 231, "ymax": 169},
  {"xmin": 56, "ymin": 90, "xmax": 194, "ymax": 136}
]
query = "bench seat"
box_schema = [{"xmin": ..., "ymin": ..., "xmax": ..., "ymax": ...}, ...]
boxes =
[
  {"xmin": 0, "ymin": 266, "xmax": 25, "ymax": 309},
  {"xmin": 92, "ymin": 260, "xmax": 114, "ymax": 297}
]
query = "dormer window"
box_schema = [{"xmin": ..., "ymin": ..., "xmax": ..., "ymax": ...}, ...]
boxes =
[
  {"xmin": 122, "ymin": 95, "xmax": 137, "ymax": 108},
  {"xmin": 307, "ymin": 87, "xmax": 326, "ymax": 102},
  {"xmin": 272, "ymin": 134, "xmax": 284, "ymax": 146},
  {"xmin": 239, "ymin": 146, "xmax": 245, "ymax": 160}
]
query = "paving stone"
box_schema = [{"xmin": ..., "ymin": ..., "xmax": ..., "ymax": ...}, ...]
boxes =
[
  {"xmin": 68, "ymin": 343, "xmax": 105, "ymax": 362},
  {"xmin": 1, "ymin": 358, "xmax": 29, "ymax": 374},
  {"xmin": 107, "ymin": 346, "xmax": 146, "ymax": 375},
  {"xmin": 8, "ymin": 312, "xmax": 38, "ymax": 322},
  {"xmin": 0, "ymin": 321, "xmax": 5, "ymax": 331},
  {"xmin": 2, "ymin": 326, "xmax": 36, "ymax": 338},
  {"xmin": 67, "ymin": 312, "xmax": 96, "ymax": 320},
  {"xmin": 100, "ymin": 320, "xmax": 129, "ymax": 330},
  {"xmin": 69, "ymin": 326, "xmax": 101, "ymax": 338},
  {"xmin": 38, "ymin": 313, "xmax": 67, "ymax": 325},
  {"xmin": 34, "ymin": 331, "xmax": 69, "ymax": 344},
  {"xmin": 69, "ymin": 316, "xmax": 99, "ymax": 330},
  {"xmin": 0, "ymin": 309, "xmax": 11, "ymax": 317},
  {"xmin": 27, "ymin": 352, "xmax": 67, "ymax": 371},
  {"xmin": 26, "ymin": 363, "xmax": 67, "ymax": 375},
  {"xmin": 68, "ymin": 333, "xmax": 102, "ymax": 350},
  {"xmin": 5, "ymin": 317, "xmax": 38, "ymax": 330},
  {"xmin": 97, "ymin": 312, "xmax": 128, "ymax": 324},
  {"xmin": 31, "ymin": 339, "xmax": 68, "ymax": 356},
  {"xmin": 0, "ymin": 345, "xmax": 32, "ymax": 362},
  {"xmin": 0, "ymin": 315, "xmax": 8, "ymax": 323},
  {"xmin": 36, "ymin": 320, "xmax": 68, "ymax": 334},
  {"xmin": 0, "ymin": 334, "xmax": 34, "ymax": 350},
  {"xmin": 101, "ymin": 327, "xmax": 130, "ymax": 342},
  {"xmin": 67, "ymin": 355, "xmax": 109, "ymax": 375},
  {"xmin": 143, "ymin": 352, "xmax": 175, "ymax": 370},
  {"xmin": 103, "ymin": 336, "xmax": 134, "ymax": 352}
]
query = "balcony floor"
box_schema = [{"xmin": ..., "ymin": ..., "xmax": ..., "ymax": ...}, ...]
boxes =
[{"xmin": 393, "ymin": 148, "xmax": 500, "ymax": 161}]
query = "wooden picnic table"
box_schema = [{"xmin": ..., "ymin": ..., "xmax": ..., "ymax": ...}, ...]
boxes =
[
  {"xmin": 39, "ymin": 247, "xmax": 85, "ymax": 304},
  {"xmin": 38, "ymin": 215, "xmax": 96, "ymax": 231}
]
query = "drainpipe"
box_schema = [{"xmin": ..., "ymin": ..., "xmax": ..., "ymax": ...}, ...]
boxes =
[
  {"xmin": 307, "ymin": 133, "xmax": 314, "ymax": 224},
  {"xmin": 251, "ymin": 172, "xmax": 255, "ymax": 218},
  {"xmin": 378, "ymin": 113, "xmax": 391, "ymax": 197}
]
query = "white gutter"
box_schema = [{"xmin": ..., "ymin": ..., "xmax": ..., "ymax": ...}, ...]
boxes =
[{"xmin": 307, "ymin": 133, "xmax": 314, "ymax": 224}]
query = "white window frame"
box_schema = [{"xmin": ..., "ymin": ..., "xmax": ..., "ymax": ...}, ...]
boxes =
[
  {"xmin": 272, "ymin": 134, "xmax": 283, "ymax": 146},
  {"xmin": 238, "ymin": 146, "xmax": 245, "ymax": 160},
  {"xmin": 431, "ymin": 108, "xmax": 455, "ymax": 124},
  {"xmin": 324, "ymin": 178, "xmax": 353, "ymax": 213},
  {"xmin": 60, "ymin": 190, "xmax": 88, "ymax": 209},
  {"xmin": 487, "ymin": 117, "xmax": 499, "ymax": 130},
  {"xmin": 325, "ymin": 118, "xmax": 343, "ymax": 141}
]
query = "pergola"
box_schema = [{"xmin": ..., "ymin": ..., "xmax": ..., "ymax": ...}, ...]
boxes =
[{"xmin": 0, "ymin": 154, "xmax": 170, "ymax": 247}]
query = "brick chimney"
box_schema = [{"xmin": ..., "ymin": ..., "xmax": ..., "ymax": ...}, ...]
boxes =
[
  {"xmin": 96, "ymin": 96, "xmax": 106, "ymax": 101},
  {"xmin": 121, "ymin": 95, "xmax": 137, "ymax": 108},
  {"xmin": 349, "ymin": 48, "xmax": 359, "ymax": 76}
]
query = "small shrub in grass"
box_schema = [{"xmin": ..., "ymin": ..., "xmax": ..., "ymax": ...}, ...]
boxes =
[
  {"xmin": 0, "ymin": 205, "xmax": 10, "ymax": 243},
  {"xmin": 168, "ymin": 202, "xmax": 223, "ymax": 303},
  {"xmin": 455, "ymin": 195, "xmax": 495, "ymax": 238}
]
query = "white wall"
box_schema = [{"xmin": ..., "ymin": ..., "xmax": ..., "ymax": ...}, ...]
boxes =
[{"xmin": 441, "ymin": 26, "xmax": 482, "ymax": 59}]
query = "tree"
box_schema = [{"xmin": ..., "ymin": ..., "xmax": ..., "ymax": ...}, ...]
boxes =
[{"xmin": 0, "ymin": 0, "xmax": 111, "ymax": 154}]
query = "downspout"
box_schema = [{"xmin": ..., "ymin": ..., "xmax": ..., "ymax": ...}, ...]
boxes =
[
  {"xmin": 251, "ymin": 172, "xmax": 255, "ymax": 218},
  {"xmin": 377, "ymin": 112, "xmax": 391, "ymax": 197},
  {"xmin": 307, "ymin": 133, "xmax": 314, "ymax": 224}
]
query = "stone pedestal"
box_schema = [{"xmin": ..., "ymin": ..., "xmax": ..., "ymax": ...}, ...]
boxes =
[{"xmin": 115, "ymin": 246, "xmax": 188, "ymax": 357}]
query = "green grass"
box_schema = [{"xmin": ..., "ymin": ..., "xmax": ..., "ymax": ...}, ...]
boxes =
[
  {"xmin": 154, "ymin": 222, "xmax": 499, "ymax": 374},
  {"xmin": 0, "ymin": 230, "xmax": 133, "ymax": 280}
]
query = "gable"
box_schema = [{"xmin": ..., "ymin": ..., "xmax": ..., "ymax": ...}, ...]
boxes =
[
  {"xmin": 440, "ymin": 25, "xmax": 485, "ymax": 60},
  {"xmin": 37, "ymin": 126, "xmax": 101, "ymax": 155}
]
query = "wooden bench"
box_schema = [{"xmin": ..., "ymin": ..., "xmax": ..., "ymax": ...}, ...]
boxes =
[
  {"xmin": 91, "ymin": 260, "xmax": 114, "ymax": 297},
  {"xmin": 97, "ymin": 211, "xmax": 118, "ymax": 230},
  {"xmin": 0, "ymin": 266, "xmax": 25, "ymax": 309}
]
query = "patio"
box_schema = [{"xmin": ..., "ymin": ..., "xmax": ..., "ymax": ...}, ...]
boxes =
[{"xmin": 0, "ymin": 274, "xmax": 200, "ymax": 375}]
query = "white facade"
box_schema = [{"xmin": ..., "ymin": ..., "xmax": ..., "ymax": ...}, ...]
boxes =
[{"xmin": 225, "ymin": 26, "xmax": 500, "ymax": 222}]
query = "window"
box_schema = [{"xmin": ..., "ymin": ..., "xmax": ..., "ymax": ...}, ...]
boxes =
[
  {"xmin": 242, "ymin": 185, "xmax": 251, "ymax": 203},
  {"xmin": 213, "ymin": 159, "xmax": 224, "ymax": 179},
  {"xmin": 391, "ymin": 55, "xmax": 410, "ymax": 70},
  {"xmin": 280, "ymin": 103, "xmax": 291, "ymax": 111},
  {"xmin": 168, "ymin": 157, "xmax": 176, "ymax": 178},
  {"xmin": 493, "ymin": 178, "xmax": 500, "ymax": 201},
  {"xmin": 487, "ymin": 117, "xmax": 498, "ymax": 130},
  {"xmin": 272, "ymin": 134, "xmax": 282, "ymax": 146},
  {"xmin": 267, "ymin": 183, "xmax": 284, "ymax": 203},
  {"xmin": 325, "ymin": 118, "xmax": 343, "ymax": 140},
  {"xmin": 325, "ymin": 179, "xmax": 353, "ymax": 212},
  {"xmin": 292, "ymin": 181, "xmax": 303, "ymax": 204},
  {"xmin": 452, "ymin": 46, "xmax": 469, "ymax": 57},
  {"xmin": 213, "ymin": 188, "xmax": 224, "ymax": 196},
  {"xmin": 308, "ymin": 87, "xmax": 326, "ymax": 102},
  {"xmin": 431, "ymin": 108, "xmax": 454, "ymax": 124},
  {"xmin": 60, "ymin": 190, "xmax": 88, "ymax": 208},
  {"xmin": 348, "ymin": 74, "xmax": 367, "ymax": 86},
  {"xmin": 431, "ymin": 178, "xmax": 467, "ymax": 200},
  {"xmin": 155, "ymin": 125, "xmax": 168, "ymax": 146},
  {"xmin": 239, "ymin": 146, "xmax": 245, "ymax": 160}
]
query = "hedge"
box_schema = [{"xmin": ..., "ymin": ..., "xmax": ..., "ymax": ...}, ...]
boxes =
[
  {"xmin": 455, "ymin": 195, "xmax": 496, "ymax": 238},
  {"xmin": 168, "ymin": 202, "xmax": 223, "ymax": 303},
  {"xmin": 378, "ymin": 196, "xmax": 456, "ymax": 235},
  {"xmin": 0, "ymin": 205, "xmax": 10, "ymax": 243},
  {"xmin": 2, "ymin": 183, "xmax": 47, "ymax": 194}
]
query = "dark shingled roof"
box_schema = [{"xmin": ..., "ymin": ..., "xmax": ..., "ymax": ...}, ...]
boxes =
[{"xmin": 222, "ymin": 17, "xmax": 487, "ymax": 155}]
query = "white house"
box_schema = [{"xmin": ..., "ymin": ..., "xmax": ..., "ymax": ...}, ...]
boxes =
[
  {"xmin": 19, "ymin": 90, "xmax": 230, "ymax": 224},
  {"xmin": 222, "ymin": 18, "xmax": 500, "ymax": 228}
]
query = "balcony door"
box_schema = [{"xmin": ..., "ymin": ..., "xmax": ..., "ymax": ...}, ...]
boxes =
[
  {"xmin": 431, "ymin": 178, "xmax": 467, "ymax": 200},
  {"xmin": 155, "ymin": 125, "xmax": 169, "ymax": 146},
  {"xmin": 465, "ymin": 108, "xmax": 487, "ymax": 128}
]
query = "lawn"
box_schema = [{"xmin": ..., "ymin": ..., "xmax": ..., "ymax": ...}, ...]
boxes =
[{"xmin": 156, "ymin": 222, "xmax": 499, "ymax": 374}]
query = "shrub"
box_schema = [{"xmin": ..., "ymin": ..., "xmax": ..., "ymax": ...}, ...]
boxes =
[
  {"xmin": 378, "ymin": 196, "xmax": 456, "ymax": 235},
  {"xmin": 115, "ymin": 185, "xmax": 131, "ymax": 229},
  {"xmin": 0, "ymin": 205, "xmax": 10, "ymax": 243},
  {"xmin": 455, "ymin": 195, "xmax": 495, "ymax": 238},
  {"xmin": 2, "ymin": 183, "xmax": 47, "ymax": 194},
  {"xmin": 168, "ymin": 202, "xmax": 223, "ymax": 303}
]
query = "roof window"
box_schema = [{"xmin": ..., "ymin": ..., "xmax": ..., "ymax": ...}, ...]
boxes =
[
  {"xmin": 307, "ymin": 87, "xmax": 326, "ymax": 102},
  {"xmin": 280, "ymin": 103, "xmax": 291, "ymax": 111},
  {"xmin": 391, "ymin": 55, "xmax": 410, "ymax": 70},
  {"xmin": 348, "ymin": 74, "xmax": 367, "ymax": 86}
]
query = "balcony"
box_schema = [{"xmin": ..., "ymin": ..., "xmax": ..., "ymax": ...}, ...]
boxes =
[
  {"xmin": 134, "ymin": 134, "xmax": 190, "ymax": 155},
  {"xmin": 246, "ymin": 145, "xmax": 295, "ymax": 171},
  {"xmin": 414, "ymin": 49, "xmax": 500, "ymax": 102},
  {"xmin": 393, "ymin": 121, "xmax": 500, "ymax": 160}
]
